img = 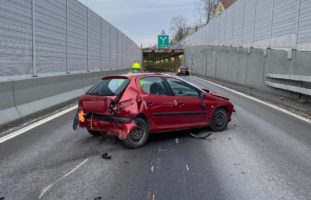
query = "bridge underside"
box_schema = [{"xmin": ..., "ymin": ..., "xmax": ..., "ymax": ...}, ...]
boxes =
[{"xmin": 143, "ymin": 49, "xmax": 184, "ymax": 72}]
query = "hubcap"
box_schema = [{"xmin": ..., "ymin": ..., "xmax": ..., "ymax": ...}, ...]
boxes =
[
  {"xmin": 215, "ymin": 113, "xmax": 226, "ymax": 127},
  {"xmin": 129, "ymin": 126, "xmax": 144, "ymax": 141}
]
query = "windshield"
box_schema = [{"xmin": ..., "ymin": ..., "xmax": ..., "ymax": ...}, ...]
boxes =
[{"xmin": 86, "ymin": 78, "xmax": 130, "ymax": 96}]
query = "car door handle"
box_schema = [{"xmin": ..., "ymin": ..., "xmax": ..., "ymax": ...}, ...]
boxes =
[
  {"xmin": 146, "ymin": 99, "xmax": 153, "ymax": 105},
  {"xmin": 178, "ymin": 101, "xmax": 184, "ymax": 106}
]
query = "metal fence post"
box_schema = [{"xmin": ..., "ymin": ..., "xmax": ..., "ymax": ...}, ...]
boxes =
[
  {"xmin": 116, "ymin": 32, "xmax": 119, "ymax": 70},
  {"xmin": 86, "ymin": 8, "xmax": 89, "ymax": 72},
  {"xmin": 31, "ymin": 0, "xmax": 37, "ymax": 77},
  {"xmin": 66, "ymin": 0, "xmax": 69, "ymax": 74},
  {"xmin": 253, "ymin": 0, "xmax": 258, "ymax": 47},
  {"xmin": 100, "ymin": 18, "xmax": 103, "ymax": 71},
  {"xmin": 295, "ymin": 0, "xmax": 302, "ymax": 50},
  {"xmin": 241, "ymin": 0, "xmax": 246, "ymax": 47},
  {"xmin": 269, "ymin": 0, "xmax": 275, "ymax": 49},
  {"xmin": 232, "ymin": 5, "xmax": 235, "ymax": 46},
  {"xmin": 110, "ymin": 26, "xmax": 112, "ymax": 71}
]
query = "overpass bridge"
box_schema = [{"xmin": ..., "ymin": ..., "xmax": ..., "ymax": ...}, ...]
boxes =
[{"xmin": 143, "ymin": 48, "xmax": 184, "ymax": 72}]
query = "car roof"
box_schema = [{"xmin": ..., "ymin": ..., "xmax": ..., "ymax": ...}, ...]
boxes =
[{"xmin": 102, "ymin": 73, "xmax": 174, "ymax": 80}]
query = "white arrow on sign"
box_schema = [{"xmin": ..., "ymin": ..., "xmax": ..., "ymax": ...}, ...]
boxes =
[{"xmin": 159, "ymin": 36, "xmax": 167, "ymax": 44}]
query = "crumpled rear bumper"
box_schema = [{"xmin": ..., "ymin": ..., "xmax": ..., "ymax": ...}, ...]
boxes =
[{"xmin": 79, "ymin": 114, "xmax": 136, "ymax": 140}]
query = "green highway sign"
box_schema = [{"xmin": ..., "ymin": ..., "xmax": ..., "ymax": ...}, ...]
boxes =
[{"xmin": 158, "ymin": 35, "xmax": 169, "ymax": 48}]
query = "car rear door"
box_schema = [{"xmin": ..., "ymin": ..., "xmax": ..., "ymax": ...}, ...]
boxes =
[
  {"xmin": 138, "ymin": 76, "xmax": 182, "ymax": 132},
  {"xmin": 165, "ymin": 77, "xmax": 208, "ymax": 128}
]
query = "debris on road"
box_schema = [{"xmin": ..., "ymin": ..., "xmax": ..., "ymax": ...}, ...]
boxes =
[
  {"xmin": 189, "ymin": 131, "xmax": 212, "ymax": 139},
  {"xmin": 94, "ymin": 197, "xmax": 102, "ymax": 200},
  {"xmin": 101, "ymin": 152, "xmax": 112, "ymax": 159},
  {"xmin": 0, "ymin": 197, "xmax": 5, "ymax": 200}
]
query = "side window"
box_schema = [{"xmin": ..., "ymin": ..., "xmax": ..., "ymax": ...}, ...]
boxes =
[
  {"xmin": 139, "ymin": 77, "xmax": 170, "ymax": 96},
  {"xmin": 166, "ymin": 78, "xmax": 199, "ymax": 97}
]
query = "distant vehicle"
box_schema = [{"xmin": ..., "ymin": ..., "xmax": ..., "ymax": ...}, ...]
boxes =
[
  {"xmin": 177, "ymin": 66, "xmax": 190, "ymax": 76},
  {"xmin": 76, "ymin": 73, "xmax": 234, "ymax": 148}
]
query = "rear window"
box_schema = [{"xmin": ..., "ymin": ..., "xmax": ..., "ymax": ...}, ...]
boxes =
[
  {"xmin": 180, "ymin": 66, "xmax": 188, "ymax": 70},
  {"xmin": 86, "ymin": 78, "xmax": 130, "ymax": 96}
]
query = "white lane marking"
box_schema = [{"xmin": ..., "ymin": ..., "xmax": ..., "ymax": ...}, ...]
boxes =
[
  {"xmin": 0, "ymin": 105, "xmax": 78, "ymax": 144},
  {"xmin": 151, "ymin": 166, "xmax": 154, "ymax": 173},
  {"xmin": 152, "ymin": 193, "xmax": 156, "ymax": 200},
  {"xmin": 186, "ymin": 164, "xmax": 190, "ymax": 171},
  {"xmin": 38, "ymin": 159, "xmax": 88, "ymax": 199},
  {"xmin": 194, "ymin": 76, "xmax": 311, "ymax": 124},
  {"xmin": 175, "ymin": 138, "xmax": 179, "ymax": 144}
]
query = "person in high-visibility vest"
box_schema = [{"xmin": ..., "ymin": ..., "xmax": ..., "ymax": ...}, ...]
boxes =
[
  {"xmin": 129, "ymin": 61, "xmax": 142, "ymax": 74},
  {"xmin": 129, "ymin": 61, "xmax": 146, "ymax": 88}
]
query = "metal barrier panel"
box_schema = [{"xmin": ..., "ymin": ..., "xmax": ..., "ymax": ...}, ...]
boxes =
[
  {"xmin": 225, "ymin": 6, "xmax": 234, "ymax": 46},
  {"xmin": 35, "ymin": 0, "xmax": 66, "ymax": 73},
  {"xmin": 67, "ymin": 0, "xmax": 87, "ymax": 72},
  {"xmin": 232, "ymin": 0, "xmax": 244, "ymax": 47},
  {"xmin": 215, "ymin": 17, "xmax": 220, "ymax": 45},
  {"xmin": 110, "ymin": 26, "xmax": 118, "ymax": 69},
  {"xmin": 219, "ymin": 14, "xmax": 225, "ymax": 45},
  {"xmin": 101, "ymin": 19, "xmax": 111, "ymax": 70},
  {"xmin": 0, "ymin": 0, "xmax": 141, "ymax": 77},
  {"xmin": 254, "ymin": 0, "xmax": 273, "ymax": 48},
  {"xmin": 87, "ymin": 9, "xmax": 101, "ymax": 71},
  {"xmin": 271, "ymin": 0, "xmax": 298, "ymax": 49},
  {"xmin": 117, "ymin": 31, "xmax": 122, "ymax": 69},
  {"xmin": 297, "ymin": 0, "xmax": 311, "ymax": 51},
  {"xmin": 0, "ymin": 0, "xmax": 33, "ymax": 75},
  {"xmin": 242, "ymin": 0, "xmax": 256, "ymax": 47}
]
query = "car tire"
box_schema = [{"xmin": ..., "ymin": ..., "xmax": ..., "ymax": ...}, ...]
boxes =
[
  {"xmin": 123, "ymin": 118, "xmax": 149, "ymax": 149},
  {"xmin": 87, "ymin": 129, "xmax": 102, "ymax": 136},
  {"xmin": 210, "ymin": 108, "xmax": 228, "ymax": 132}
]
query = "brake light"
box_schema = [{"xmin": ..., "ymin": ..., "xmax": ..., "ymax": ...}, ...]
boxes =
[{"xmin": 93, "ymin": 120, "xmax": 99, "ymax": 126}]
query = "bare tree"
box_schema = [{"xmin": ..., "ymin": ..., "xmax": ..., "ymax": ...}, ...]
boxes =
[
  {"xmin": 196, "ymin": 0, "xmax": 218, "ymax": 24},
  {"xmin": 194, "ymin": 1, "xmax": 205, "ymax": 24},
  {"xmin": 170, "ymin": 15, "xmax": 189, "ymax": 42}
]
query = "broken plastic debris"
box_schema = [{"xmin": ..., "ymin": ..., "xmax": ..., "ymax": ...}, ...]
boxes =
[
  {"xmin": 101, "ymin": 152, "xmax": 112, "ymax": 159},
  {"xmin": 189, "ymin": 131, "xmax": 212, "ymax": 139},
  {"xmin": 94, "ymin": 197, "xmax": 102, "ymax": 200},
  {"xmin": 0, "ymin": 197, "xmax": 5, "ymax": 200}
]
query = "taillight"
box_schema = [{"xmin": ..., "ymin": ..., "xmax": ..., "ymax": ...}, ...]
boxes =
[{"xmin": 78, "ymin": 100, "xmax": 83, "ymax": 109}]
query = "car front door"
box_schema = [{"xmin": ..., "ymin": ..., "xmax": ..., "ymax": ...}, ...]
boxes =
[
  {"xmin": 138, "ymin": 76, "xmax": 183, "ymax": 132},
  {"xmin": 165, "ymin": 77, "xmax": 208, "ymax": 128}
]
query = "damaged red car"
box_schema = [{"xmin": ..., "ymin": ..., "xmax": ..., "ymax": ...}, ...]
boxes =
[{"xmin": 76, "ymin": 73, "xmax": 234, "ymax": 148}]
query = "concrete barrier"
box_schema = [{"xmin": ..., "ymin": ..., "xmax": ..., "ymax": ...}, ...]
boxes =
[
  {"xmin": 185, "ymin": 45, "xmax": 311, "ymax": 101},
  {"xmin": 0, "ymin": 70, "xmax": 127, "ymax": 128},
  {"xmin": 0, "ymin": 81, "xmax": 20, "ymax": 125}
]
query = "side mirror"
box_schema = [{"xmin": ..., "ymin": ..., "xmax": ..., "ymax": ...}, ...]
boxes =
[{"xmin": 202, "ymin": 89, "xmax": 209, "ymax": 93}]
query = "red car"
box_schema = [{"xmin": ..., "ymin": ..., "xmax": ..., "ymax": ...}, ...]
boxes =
[{"xmin": 76, "ymin": 73, "xmax": 234, "ymax": 148}]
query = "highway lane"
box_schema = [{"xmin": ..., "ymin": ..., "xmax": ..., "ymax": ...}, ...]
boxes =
[{"xmin": 1, "ymin": 75, "xmax": 311, "ymax": 200}]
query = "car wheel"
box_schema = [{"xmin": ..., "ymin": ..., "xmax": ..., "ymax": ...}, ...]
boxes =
[
  {"xmin": 123, "ymin": 118, "xmax": 149, "ymax": 149},
  {"xmin": 87, "ymin": 129, "xmax": 102, "ymax": 136},
  {"xmin": 210, "ymin": 108, "xmax": 228, "ymax": 131}
]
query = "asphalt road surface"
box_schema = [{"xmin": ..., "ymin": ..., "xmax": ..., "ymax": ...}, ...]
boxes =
[{"xmin": 1, "ymin": 75, "xmax": 311, "ymax": 200}]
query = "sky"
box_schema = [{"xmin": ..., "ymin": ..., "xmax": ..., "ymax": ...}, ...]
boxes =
[{"xmin": 79, "ymin": 0, "xmax": 198, "ymax": 47}]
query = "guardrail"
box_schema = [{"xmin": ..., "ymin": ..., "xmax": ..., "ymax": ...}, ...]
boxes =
[{"xmin": 265, "ymin": 73, "xmax": 311, "ymax": 96}]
